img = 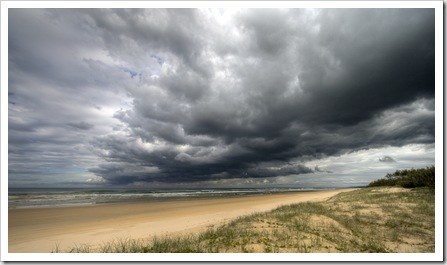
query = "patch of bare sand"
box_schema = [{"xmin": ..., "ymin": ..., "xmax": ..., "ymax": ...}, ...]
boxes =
[{"xmin": 370, "ymin": 187, "xmax": 410, "ymax": 193}]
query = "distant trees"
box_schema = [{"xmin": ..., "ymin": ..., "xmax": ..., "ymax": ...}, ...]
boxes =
[{"xmin": 368, "ymin": 166, "xmax": 435, "ymax": 190}]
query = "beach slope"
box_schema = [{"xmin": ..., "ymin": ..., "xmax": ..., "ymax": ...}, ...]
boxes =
[{"xmin": 9, "ymin": 188, "xmax": 355, "ymax": 253}]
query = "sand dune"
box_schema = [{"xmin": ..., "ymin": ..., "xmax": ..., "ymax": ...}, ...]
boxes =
[{"xmin": 9, "ymin": 188, "xmax": 356, "ymax": 253}]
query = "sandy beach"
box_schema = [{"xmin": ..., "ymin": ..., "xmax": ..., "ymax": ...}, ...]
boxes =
[{"xmin": 9, "ymin": 188, "xmax": 356, "ymax": 253}]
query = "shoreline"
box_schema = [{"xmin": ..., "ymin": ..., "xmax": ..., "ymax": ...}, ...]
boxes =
[
  {"xmin": 9, "ymin": 188, "xmax": 358, "ymax": 253},
  {"xmin": 8, "ymin": 187, "xmax": 345, "ymax": 210}
]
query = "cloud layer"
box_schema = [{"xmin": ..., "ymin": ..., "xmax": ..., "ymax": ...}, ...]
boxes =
[{"xmin": 8, "ymin": 8, "xmax": 435, "ymax": 187}]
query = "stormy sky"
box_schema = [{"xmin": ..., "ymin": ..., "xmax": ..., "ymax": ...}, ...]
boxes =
[{"xmin": 8, "ymin": 8, "xmax": 436, "ymax": 188}]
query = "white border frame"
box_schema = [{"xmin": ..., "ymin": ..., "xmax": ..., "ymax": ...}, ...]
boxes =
[{"xmin": 1, "ymin": 1, "xmax": 443, "ymax": 262}]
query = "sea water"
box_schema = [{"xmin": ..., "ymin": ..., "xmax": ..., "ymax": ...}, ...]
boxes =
[{"xmin": 8, "ymin": 187, "xmax": 323, "ymax": 209}]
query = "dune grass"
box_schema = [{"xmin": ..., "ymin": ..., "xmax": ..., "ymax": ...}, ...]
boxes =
[{"xmin": 56, "ymin": 186, "xmax": 435, "ymax": 253}]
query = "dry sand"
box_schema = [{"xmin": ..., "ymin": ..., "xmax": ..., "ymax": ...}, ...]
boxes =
[{"xmin": 9, "ymin": 188, "xmax": 356, "ymax": 253}]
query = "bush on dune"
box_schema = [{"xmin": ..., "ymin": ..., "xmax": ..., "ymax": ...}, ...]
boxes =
[{"xmin": 368, "ymin": 166, "xmax": 435, "ymax": 190}]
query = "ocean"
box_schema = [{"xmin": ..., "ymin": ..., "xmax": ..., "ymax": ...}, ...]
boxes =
[{"xmin": 8, "ymin": 187, "xmax": 324, "ymax": 209}]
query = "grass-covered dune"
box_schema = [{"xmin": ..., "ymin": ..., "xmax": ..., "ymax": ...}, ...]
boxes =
[{"xmin": 60, "ymin": 186, "xmax": 434, "ymax": 253}]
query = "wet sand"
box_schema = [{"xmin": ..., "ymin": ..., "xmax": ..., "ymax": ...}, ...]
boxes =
[{"xmin": 8, "ymin": 188, "xmax": 356, "ymax": 253}]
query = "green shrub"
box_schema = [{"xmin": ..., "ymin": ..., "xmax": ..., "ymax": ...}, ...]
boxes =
[{"xmin": 368, "ymin": 166, "xmax": 435, "ymax": 190}]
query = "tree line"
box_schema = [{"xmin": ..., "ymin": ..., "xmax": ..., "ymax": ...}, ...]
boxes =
[{"xmin": 368, "ymin": 166, "xmax": 435, "ymax": 190}]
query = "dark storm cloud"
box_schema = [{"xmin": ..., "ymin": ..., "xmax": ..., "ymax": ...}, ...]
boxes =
[
  {"xmin": 301, "ymin": 9, "xmax": 434, "ymax": 126},
  {"xmin": 88, "ymin": 8, "xmax": 435, "ymax": 185},
  {"xmin": 8, "ymin": 8, "xmax": 435, "ymax": 186},
  {"xmin": 379, "ymin": 156, "xmax": 396, "ymax": 163}
]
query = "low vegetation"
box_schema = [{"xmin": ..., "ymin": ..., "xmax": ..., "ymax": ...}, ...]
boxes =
[
  {"xmin": 368, "ymin": 166, "xmax": 435, "ymax": 190},
  {"xmin": 56, "ymin": 186, "xmax": 435, "ymax": 253}
]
